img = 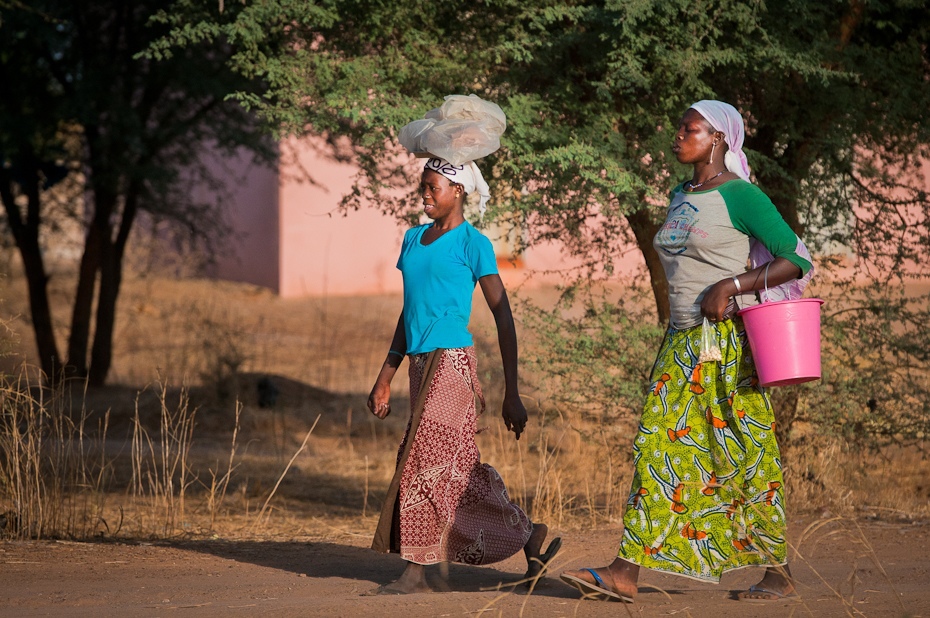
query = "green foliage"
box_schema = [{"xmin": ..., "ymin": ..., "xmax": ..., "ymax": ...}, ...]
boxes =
[
  {"xmin": 805, "ymin": 280, "xmax": 930, "ymax": 447},
  {"xmin": 134, "ymin": 1, "xmax": 930, "ymax": 447},
  {"xmin": 520, "ymin": 276, "xmax": 665, "ymax": 421},
  {"xmin": 150, "ymin": 0, "xmax": 930, "ymax": 281}
]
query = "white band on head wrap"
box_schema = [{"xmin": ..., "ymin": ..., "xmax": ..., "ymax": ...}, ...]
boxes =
[
  {"xmin": 424, "ymin": 157, "xmax": 492, "ymax": 217},
  {"xmin": 689, "ymin": 100, "xmax": 752, "ymax": 182}
]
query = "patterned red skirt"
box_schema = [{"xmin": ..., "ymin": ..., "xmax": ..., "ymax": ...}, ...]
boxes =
[{"xmin": 372, "ymin": 347, "xmax": 532, "ymax": 565}]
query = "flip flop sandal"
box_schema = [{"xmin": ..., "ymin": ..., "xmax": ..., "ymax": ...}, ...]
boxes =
[
  {"xmin": 737, "ymin": 584, "xmax": 799, "ymax": 603},
  {"xmin": 560, "ymin": 568, "xmax": 633, "ymax": 603},
  {"xmin": 523, "ymin": 537, "xmax": 563, "ymax": 586}
]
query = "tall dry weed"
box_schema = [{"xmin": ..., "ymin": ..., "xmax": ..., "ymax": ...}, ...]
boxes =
[
  {"xmin": 204, "ymin": 401, "xmax": 243, "ymax": 529},
  {"xmin": 508, "ymin": 275, "xmax": 930, "ymax": 527},
  {"xmin": 0, "ymin": 370, "xmax": 114, "ymax": 540},
  {"xmin": 2, "ymin": 271, "xmax": 927, "ymax": 548},
  {"xmin": 129, "ymin": 381, "xmax": 198, "ymax": 536}
]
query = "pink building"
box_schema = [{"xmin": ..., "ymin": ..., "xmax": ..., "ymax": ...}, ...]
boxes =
[
  {"xmin": 204, "ymin": 137, "xmax": 930, "ymax": 300},
  {"xmin": 207, "ymin": 136, "xmax": 627, "ymax": 297}
]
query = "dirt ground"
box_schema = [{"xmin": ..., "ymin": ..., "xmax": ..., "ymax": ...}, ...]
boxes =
[
  {"xmin": 2, "ymin": 517, "xmax": 927, "ymax": 618},
  {"xmin": 2, "ymin": 276, "xmax": 929, "ymax": 618}
]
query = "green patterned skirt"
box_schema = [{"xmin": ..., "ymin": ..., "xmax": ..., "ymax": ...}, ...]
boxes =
[{"xmin": 617, "ymin": 317, "xmax": 787, "ymax": 582}]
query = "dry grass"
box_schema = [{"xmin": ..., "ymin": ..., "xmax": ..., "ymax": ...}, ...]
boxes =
[{"xmin": 0, "ymin": 267, "xmax": 928, "ymax": 547}]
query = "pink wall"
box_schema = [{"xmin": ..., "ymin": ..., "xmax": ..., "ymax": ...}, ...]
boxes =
[
  {"xmin": 209, "ymin": 136, "xmax": 645, "ymax": 298},
  {"xmin": 198, "ymin": 138, "xmax": 930, "ymax": 301},
  {"xmin": 205, "ymin": 146, "xmax": 281, "ymax": 292},
  {"xmin": 277, "ymin": 137, "xmax": 407, "ymax": 297}
]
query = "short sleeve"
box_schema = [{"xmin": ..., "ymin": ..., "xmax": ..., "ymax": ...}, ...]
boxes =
[
  {"xmin": 396, "ymin": 226, "xmax": 417, "ymax": 271},
  {"xmin": 722, "ymin": 182, "xmax": 813, "ymax": 275},
  {"xmin": 464, "ymin": 229, "xmax": 499, "ymax": 279}
]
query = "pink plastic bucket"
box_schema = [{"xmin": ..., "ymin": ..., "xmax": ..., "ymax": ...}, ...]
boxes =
[{"xmin": 737, "ymin": 298, "xmax": 825, "ymax": 387}]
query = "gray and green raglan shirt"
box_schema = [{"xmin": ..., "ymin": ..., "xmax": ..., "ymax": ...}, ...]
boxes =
[{"xmin": 653, "ymin": 179, "xmax": 813, "ymax": 329}]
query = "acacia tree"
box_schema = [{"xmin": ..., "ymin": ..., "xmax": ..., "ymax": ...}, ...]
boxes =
[
  {"xmin": 157, "ymin": 0, "xmax": 928, "ymax": 303},
  {"xmin": 157, "ymin": 0, "xmax": 930, "ymax": 442},
  {"xmin": 0, "ymin": 1, "xmax": 274, "ymax": 384}
]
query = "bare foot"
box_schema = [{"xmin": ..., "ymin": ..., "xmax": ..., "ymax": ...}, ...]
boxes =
[
  {"xmin": 363, "ymin": 561, "xmax": 431, "ymax": 595},
  {"xmin": 522, "ymin": 524, "xmax": 561, "ymax": 585},
  {"xmin": 737, "ymin": 565, "xmax": 796, "ymax": 602},
  {"xmin": 560, "ymin": 558, "xmax": 639, "ymax": 602}
]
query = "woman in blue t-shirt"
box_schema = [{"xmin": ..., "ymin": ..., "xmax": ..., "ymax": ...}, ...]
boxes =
[{"xmin": 366, "ymin": 157, "xmax": 560, "ymax": 595}]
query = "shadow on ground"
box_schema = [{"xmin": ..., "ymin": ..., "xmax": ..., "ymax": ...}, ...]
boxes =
[{"xmin": 172, "ymin": 538, "xmax": 593, "ymax": 598}]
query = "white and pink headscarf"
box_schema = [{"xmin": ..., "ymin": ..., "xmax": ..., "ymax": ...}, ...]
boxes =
[
  {"xmin": 424, "ymin": 157, "xmax": 492, "ymax": 217},
  {"xmin": 689, "ymin": 100, "xmax": 752, "ymax": 182},
  {"xmin": 692, "ymin": 100, "xmax": 816, "ymax": 297}
]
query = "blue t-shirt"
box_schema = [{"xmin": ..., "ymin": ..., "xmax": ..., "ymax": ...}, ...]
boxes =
[{"xmin": 397, "ymin": 221, "xmax": 499, "ymax": 355}]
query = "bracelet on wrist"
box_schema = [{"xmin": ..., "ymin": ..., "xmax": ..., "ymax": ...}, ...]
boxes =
[
  {"xmin": 732, "ymin": 276, "xmax": 742, "ymax": 294},
  {"xmin": 387, "ymin": 350, "xmax": 405, "ymax": 358}
]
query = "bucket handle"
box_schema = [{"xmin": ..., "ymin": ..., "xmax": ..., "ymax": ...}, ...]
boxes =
[{"xmin": 762, "ymin": 261, "xmax": 771, "ymax": 302}]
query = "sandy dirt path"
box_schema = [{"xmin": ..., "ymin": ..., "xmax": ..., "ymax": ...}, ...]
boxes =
[{"xmin": 1, "ymin": 519, "xmax": 926, "ymax": 618}]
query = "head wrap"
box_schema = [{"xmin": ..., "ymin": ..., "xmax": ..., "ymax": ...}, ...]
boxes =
[
  {"xmin": 689, "ymin": 100, "xmax": 752, "ymax": 182},
  {"xmin": 400, "ymin": 95, "xmax": 505, "ymax": 220},
  {"xmin": 424, "ymin": 157, "xmax": 492, "ymax": 218}
]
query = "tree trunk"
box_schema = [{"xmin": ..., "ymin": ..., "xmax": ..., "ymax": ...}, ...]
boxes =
[
  {"xmin": 66, "ymin": 225, "xmax": 100, "ymax": 378},
  {"xmin": 0, "ymin": 165, "xmax": 62, "ymax": 381},
  {"xmin": 88, "ymin": 238, "xmax": 117, "ymax": 387},
  {"xmin": 88, "ymin": 187, "xmax": 138, "ymax": 386},
  {"xmin": 626, "ymin": 208, "xmax": 670, "ymax": 324},
  {"xmin": 745, "ymin": 122, "xmax": 805, "ymax": 236},
  {"xmin": 757, "ymin": 173, "xmax": 803, "ymax": 236},
  {"xmin": 67, "ymin": 188, "xmax": 116, "ymax": 378}
]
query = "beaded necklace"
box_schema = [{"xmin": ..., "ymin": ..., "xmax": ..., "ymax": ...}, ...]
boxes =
[{"xmin": 685, "ymin": 170, "xmax": 724, "ymax": 191}]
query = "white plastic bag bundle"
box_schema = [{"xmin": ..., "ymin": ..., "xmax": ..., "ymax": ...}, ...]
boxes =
[
  {"xmin": 398, "ymin": 94, "xmax": 506, "ymax": 166},
  {"xmin": 749, "ymin": 235, "xmax": 815, "ymax": 302},
  {"xmin": 698, "ymin": 317, "xmax": 723, "ymax": 363}
]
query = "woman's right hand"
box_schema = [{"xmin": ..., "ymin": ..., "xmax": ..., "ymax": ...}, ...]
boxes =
[
  {"xmin": 701, "ymin": 279, "xmax": 738, "ymax": 323},
  {"xmin": 501, "ymin": 391, "xmax": 528, "ymax": 440},
  {"xmin": 368, "ymin": 380, "xmax": 392, "ymax": 419}
]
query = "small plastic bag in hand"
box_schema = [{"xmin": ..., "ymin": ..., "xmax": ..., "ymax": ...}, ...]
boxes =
[{"xmin": 698, "ymin": 317, "xmax": 723, "ymax": 363}]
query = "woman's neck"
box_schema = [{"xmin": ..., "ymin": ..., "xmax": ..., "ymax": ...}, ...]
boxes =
[
  {"xmin": 431, "ymin": 212, "xmax": 465, "ymax": 231},
  {"xmin": 690, "ymin": 161, "xmax": 727, "ymax": 184},
  {"xmin": 686, "ymin": 162, "xmax": 731, "ymax": 191}
]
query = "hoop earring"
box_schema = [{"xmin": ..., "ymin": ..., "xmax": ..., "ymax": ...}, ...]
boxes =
[{"xmin": 709, "ymin": 141, "xmax": 717, "ymax": 164}]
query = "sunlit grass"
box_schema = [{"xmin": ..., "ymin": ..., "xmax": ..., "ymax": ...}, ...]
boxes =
[{"xmin": 0, "ymin": 273, "xmax": 927, "ymax": 547}]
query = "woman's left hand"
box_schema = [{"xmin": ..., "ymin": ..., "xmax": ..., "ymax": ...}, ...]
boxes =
[
  {"xmin": 700, "ymin": 279, "xmax": 737, "ymax": 322},
  {"xmin": 368, "ymin": 380, "xmax": 392, "ymax": 419},
  {"xmin": 501, "ymin": 392, "xmax": 528, "ymax": 440}
]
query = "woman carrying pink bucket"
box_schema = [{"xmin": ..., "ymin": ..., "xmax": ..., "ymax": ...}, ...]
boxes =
[{"xmin": 561, "ymin": 100, "xmax": 817, "ymax": 604}]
